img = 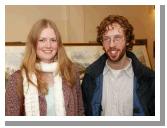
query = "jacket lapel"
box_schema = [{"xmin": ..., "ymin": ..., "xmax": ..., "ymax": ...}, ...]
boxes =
[{"xmin": 62, "ymin": 79, "xmax": 71, "ymax": 111}]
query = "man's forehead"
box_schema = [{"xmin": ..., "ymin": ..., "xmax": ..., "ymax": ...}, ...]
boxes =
[
  {"xmin": 104, "ymin": 23, "xmax": 124, "ymax": 35},
  {"xmin": 106, "ymin": 23, "xmax": 122, "ymax": 30}
]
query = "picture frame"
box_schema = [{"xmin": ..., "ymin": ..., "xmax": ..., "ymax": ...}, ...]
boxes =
[
  {"xmin": 5, "ymin": 39, "xmax": 151, "ymax": 81},
  {"xmin": 5, "ymin": 42, "xmax": 104, "ymax": 81},
  {"xmin": 131, "ymin": 39, "xmax": 152, "ymax": 69},
  {"xmin": 5, "ymin": 43, "xmax": 25, "ymax": 85}
]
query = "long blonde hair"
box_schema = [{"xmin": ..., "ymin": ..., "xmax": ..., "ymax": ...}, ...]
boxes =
[{"xmin": 21, "ymin": 19, "xmax": 77, "ymax": 95}]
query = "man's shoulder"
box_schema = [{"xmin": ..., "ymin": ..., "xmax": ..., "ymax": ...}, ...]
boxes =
[
  {"xmin": 85, "ymin": 53, "xmax": 107, "ymax": 77},
  {"xmin": 141, "ymin": 65, "xmax": 155, "ymax": 79},
  {"xmin": 127, "ymin": 51, "xmax": 155, "ymax": 79}
]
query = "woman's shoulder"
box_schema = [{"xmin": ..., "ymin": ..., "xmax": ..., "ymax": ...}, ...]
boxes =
[
  {"xmin": 8, "ymin": 70, "xmax": 22, "ymax": 81},
  {"xmin": 6, "ymin": 70, "xmax": 22, "ymax": 89},
  {"xmin": 5, "ymin": 70, "xmax": 24, "ymax": 116},
  {"xmin": 12, "ymin": 70, "xmax": 22, "ymax": 76}
]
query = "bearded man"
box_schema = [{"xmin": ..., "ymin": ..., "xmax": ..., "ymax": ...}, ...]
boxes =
[{"xmin": 81, "ymin": 15, "xmax": 155, "ymax": 116}]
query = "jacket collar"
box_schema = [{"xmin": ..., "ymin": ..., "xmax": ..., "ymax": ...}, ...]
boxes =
[{"xmin": 86, "ymin": 51, "xmax": 154, "ymax": 80}]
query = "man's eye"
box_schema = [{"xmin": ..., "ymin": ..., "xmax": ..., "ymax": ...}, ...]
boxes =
[
  {"xmin": 114, "ymin": 36, "xmax": 123, "ymax": 42},
  {"xmin": 103, "ymin": 37, "xmax": 110, "ymax": 42},
  {"xmin": 115, "ymin": 37, "xmax": 121, "ymax": 41}
]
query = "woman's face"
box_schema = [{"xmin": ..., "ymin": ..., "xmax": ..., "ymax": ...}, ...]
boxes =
[{"xmin": 36, "ymin": 27, "xmax": 58, "ymax": 63}]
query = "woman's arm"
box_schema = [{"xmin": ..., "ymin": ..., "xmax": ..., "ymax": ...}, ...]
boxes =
[
  {"xmin": 75, "ymin": 72, "xmax": 85, "ymax": 116},
  {"xmin": 5, "ymin": 70, "xmax": 24, "ymax": 116}
]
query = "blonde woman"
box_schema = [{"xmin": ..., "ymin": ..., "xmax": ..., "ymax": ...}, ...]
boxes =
[{"xmin": 6, "ymin": 19, "xmax": 84, "ymax": 116}]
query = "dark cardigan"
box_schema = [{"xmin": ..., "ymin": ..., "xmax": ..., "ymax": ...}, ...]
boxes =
[{"xmin": 5, "ymin": 70, "xmax": 84, "ymax": 116}]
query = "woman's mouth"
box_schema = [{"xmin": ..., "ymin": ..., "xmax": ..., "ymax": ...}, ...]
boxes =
[{"xmin": 43, "ymin": 50, "xmax": 52, "ymax": 53}]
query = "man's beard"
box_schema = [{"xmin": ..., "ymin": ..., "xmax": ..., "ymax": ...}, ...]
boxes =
[{"xmin": 106, "ymin": 46, "xmax": 126, "ymax": 63}]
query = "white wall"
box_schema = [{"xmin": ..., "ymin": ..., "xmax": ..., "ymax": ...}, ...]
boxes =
[{"xmin": 5, "ymin": 5, "xmax": 155, "ymax": 69}]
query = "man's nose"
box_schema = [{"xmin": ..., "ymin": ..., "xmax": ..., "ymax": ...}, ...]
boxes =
[{"xmin": 109, "ymin": 39, "xmax": 115, "ymax": 47}]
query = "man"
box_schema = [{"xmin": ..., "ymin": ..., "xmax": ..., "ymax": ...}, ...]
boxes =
[{"xmin": 81, "ymin": 15, "xmax": 155, "ymax": 116}]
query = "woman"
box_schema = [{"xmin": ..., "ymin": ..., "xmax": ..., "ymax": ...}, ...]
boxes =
[{"xmin": 5, "ymin": 19, "xmax": 84, "ymax": 116}]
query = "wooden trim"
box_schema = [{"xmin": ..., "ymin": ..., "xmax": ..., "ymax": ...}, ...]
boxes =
[
  {"xmin": 5, "ymin": 42, "xmax": 101, "ymax": 46},
  {"xmin": 6, "ymin": 42, "xmax": 25, "ymax": 46},
  {"xmin": 5, "ymin": 39, "xmax": 147, "ymax": 46},
  {"xmin": 135, "ymin": 39, "xmax": 147, "ymax": 46}
]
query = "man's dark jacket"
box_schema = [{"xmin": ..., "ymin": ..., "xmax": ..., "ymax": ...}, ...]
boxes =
[{"xmin": 81, "ymin": 51, "xmax": 155, "ymax": 116}]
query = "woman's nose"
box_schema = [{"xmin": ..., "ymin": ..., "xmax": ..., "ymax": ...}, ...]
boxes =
[{"xmin": 45, "ymin": 40, "xmax": 51, "ymax": 47}]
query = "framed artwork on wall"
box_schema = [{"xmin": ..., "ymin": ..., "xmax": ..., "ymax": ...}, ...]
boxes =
[
  {"xmin": 5, "ymin": 39, "xmax": 151, "ymax": 82},
  {"xmin": 5, "ymin": 42, "xmax": 104, "ymax": 81},
  {"xmin": 131, "ymin": 39, "xmax": 151, "ymax": 69}
]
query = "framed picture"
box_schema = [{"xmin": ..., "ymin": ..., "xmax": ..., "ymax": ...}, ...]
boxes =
[
  {"xmin": 5, "ymin": 43, "xmax": 25, "ymax": 86},
  {"xmin": 5, "ymin": 42, "xmax": 104, "ymax": 80},
  {"xmin": 131, "ymin": 39, "xmax": 151, "ymax": 69},
  {"xmin": 5, "ymin": 39, "xmax": 151, "ymax": 81},
  {"xmin": 64, "ymin": 43, "xmax": 104, "ymax": 79}
]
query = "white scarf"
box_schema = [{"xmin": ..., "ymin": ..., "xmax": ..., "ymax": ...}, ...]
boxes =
[{"xmin": 22, "ymin": 62, "xmax": 66, "ymax": 116}]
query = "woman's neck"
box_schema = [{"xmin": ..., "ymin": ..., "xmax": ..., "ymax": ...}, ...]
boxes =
[
  {"xmin": 35, "ymin": 61, "xmax": 59, "ymax": 86},
  {"xmin": 39, "ymin": 72, "xmax": 54, "ymax": 86},
  {"xmin": 35, "ymin": 61, "xmax": 59, "ymax": 73}
]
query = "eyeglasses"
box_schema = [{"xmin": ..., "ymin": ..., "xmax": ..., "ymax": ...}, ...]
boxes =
[{"xmin": 102, "ymin": 35, "xmax": 124, "ymax": 45}]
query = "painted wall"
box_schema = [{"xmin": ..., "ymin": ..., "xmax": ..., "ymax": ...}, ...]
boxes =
[{"xmin": 5, "ymin": 5, "xmax": 155, "ymax": 69}]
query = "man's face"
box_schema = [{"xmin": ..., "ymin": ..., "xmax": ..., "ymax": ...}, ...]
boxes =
[{"xmin": 102, "ymin": 23, "xmax": 126, "ymax": 62}]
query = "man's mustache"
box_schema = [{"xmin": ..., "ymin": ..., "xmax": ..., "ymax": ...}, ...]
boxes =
[{"xmin": 107, "ymin": 47, "xmax": 120, "ymax": 52}]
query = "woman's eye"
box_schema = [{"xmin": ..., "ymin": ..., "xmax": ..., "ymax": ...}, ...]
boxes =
[
  {"xmin": 51, "ymin": 39, "xmax": 57, "ymax": 42},
  {"xmin": 39, "ymin": 39, "xmax": 44, "ymax": 42},
  {"xmin": 38, "ymin": 38, "xmax": 57, "ymax": 43}
]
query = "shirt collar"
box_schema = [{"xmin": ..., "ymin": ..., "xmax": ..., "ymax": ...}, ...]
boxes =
[
  {"xmin": 122, "ymin": 58, "xmax": 133, "ymax": 78},
  {"xmin": 103, "ymin": 58, "xmax": 133, "ymax": 78}
]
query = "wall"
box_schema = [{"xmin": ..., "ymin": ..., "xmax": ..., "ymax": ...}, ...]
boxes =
[
  {"xmin": 83, "ymin": 5, "xmax": 155, "ymax": 69},
  {"xmin": 5, "ymin": 5, "xmax": 155, "ymax": 69}
]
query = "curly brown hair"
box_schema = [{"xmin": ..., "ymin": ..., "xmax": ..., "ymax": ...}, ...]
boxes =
[{"xmin": 97, "ymin": 15, "xmax": 134, "ymax": 50}]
